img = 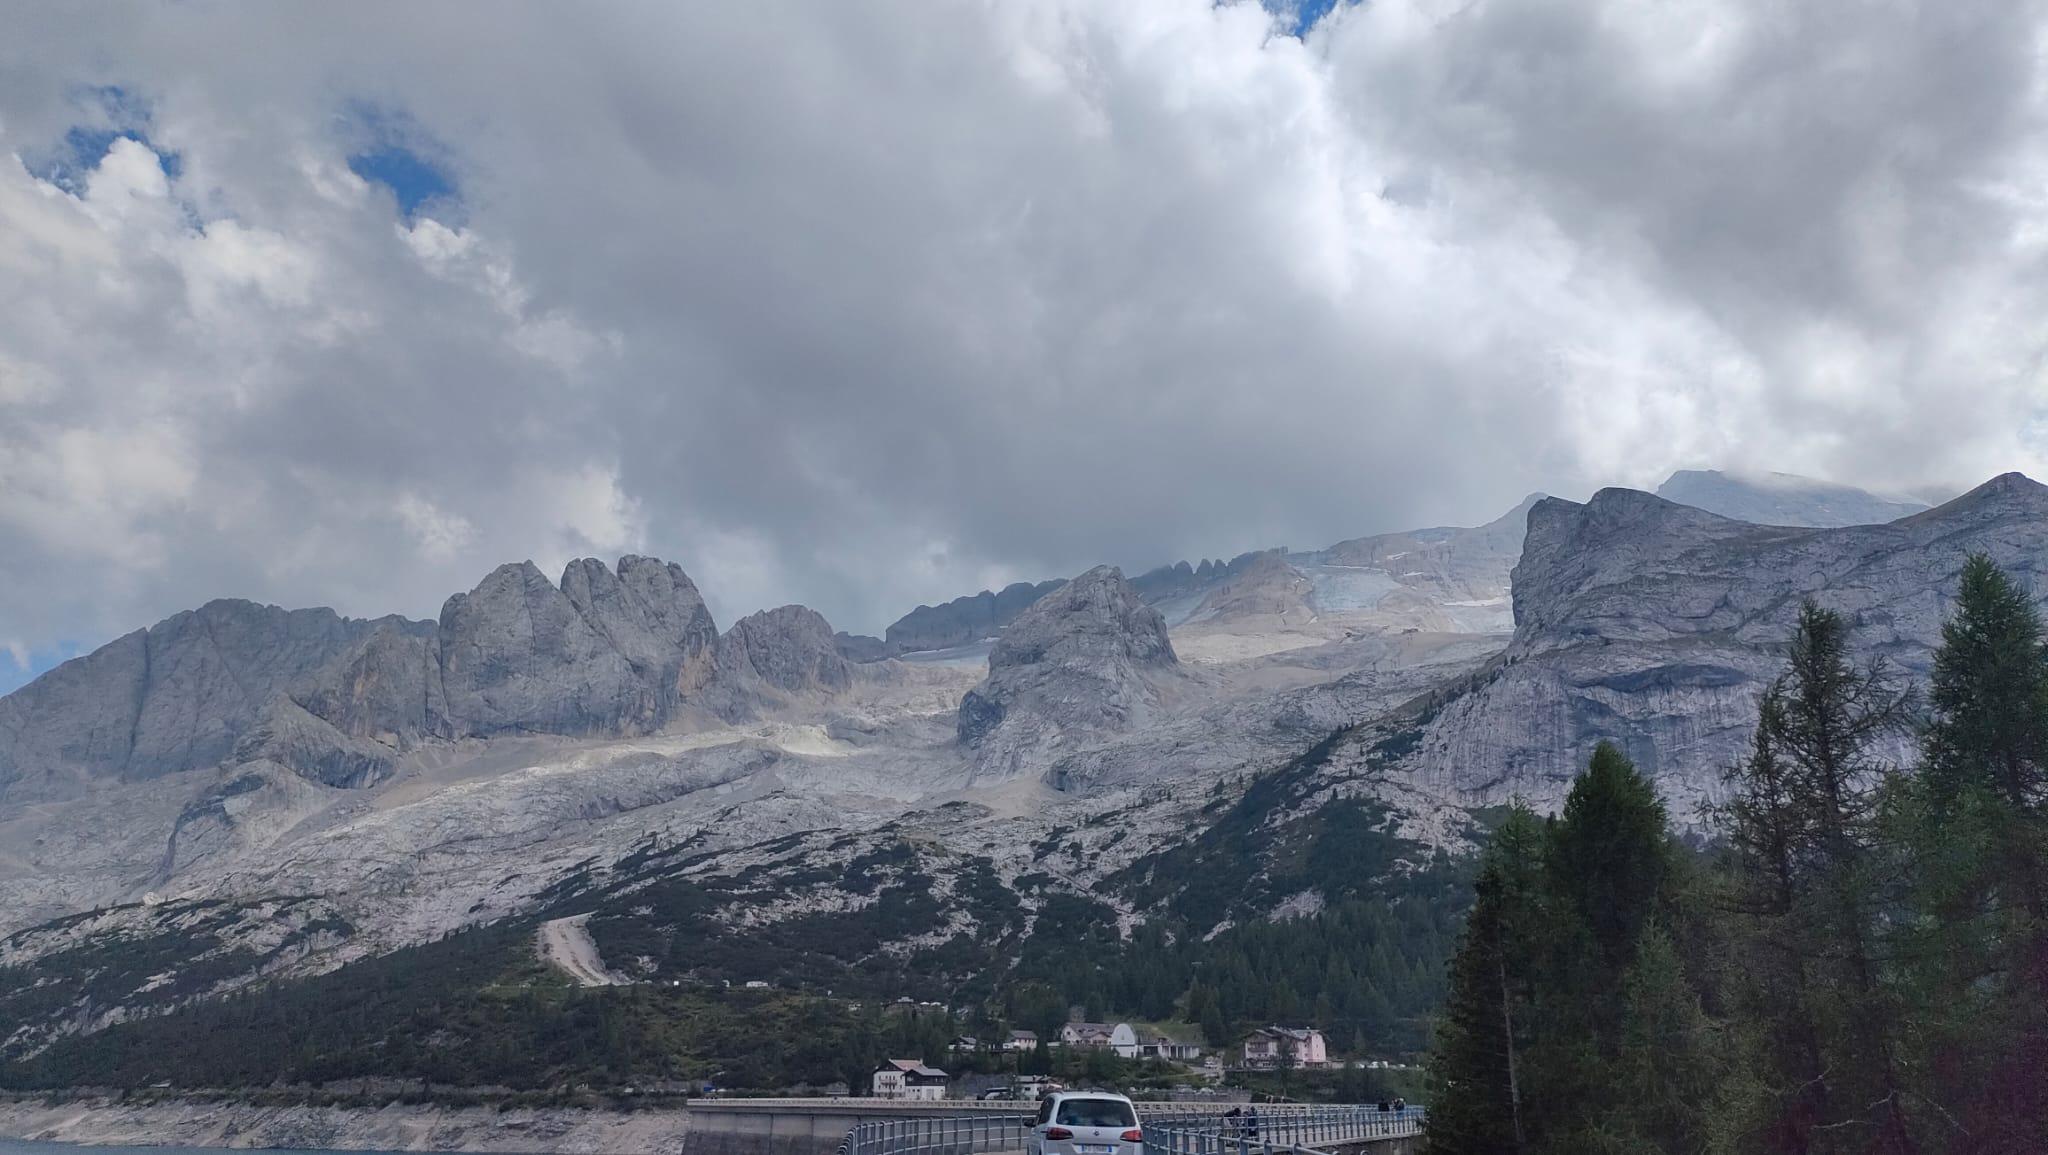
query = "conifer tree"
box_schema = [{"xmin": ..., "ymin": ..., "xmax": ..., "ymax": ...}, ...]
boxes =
[
  {"xmin": 1921, "ymin": 554, "xmax": 2048, "ymax": 922},
  {"xmin": 1906, "ymin": 554, "xmax": 2048, "ymax": 1146},
  {"xmin": 1428, "ymin": 806, "xmax": 1545, "ymax": 1154},
  {"xmin": 1529, "ymin": 741, "xmax": 1687, "ymax": 1150},
  {"xmin": 1723, "ymin": 600, "xmax": 1917, "ymax": 1154},
  {"xmin": 1718, "ymin": 720, "xmax": 1829, "ymax": 1152},
  {"xmin": 1604, "ymin": 926, "xmax": 1723, "ymax": 1155},
  {"xmin": 1546, "ymin": 741, "xmax": 1672, "ymax": 977}
]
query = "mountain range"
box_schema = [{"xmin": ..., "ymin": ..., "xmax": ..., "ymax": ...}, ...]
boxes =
[{"xmin": 0, "ymin": 466, "xmax": 2029, "ymax": 1067}]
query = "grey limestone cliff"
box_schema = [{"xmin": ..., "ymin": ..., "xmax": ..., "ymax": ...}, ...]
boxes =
[
  {"xmin": 1394, "ymin": 473, "xmax": 2048, "ymax": 816},
  {"xmin": 295, "ymin": 625, "xmax": 448, "ymax": 749},
  {"xmin": 0, "ymin": 554, "xmax": 786, "ymax": 800},
  {"xmin": 560, "ymin": 555, "xmax": 719, "ymax": 700},
  {"xmin": 957, "ymin": 565, "xmax": 1180, "ymax": 773},
  {"xmin": 437, "ymin": 561, "xmax": 656, "ymax": 737},
  {"xmin": 703, "ymin": 605, "xmax": 855, "ymax": 718},
  {"xmin": 0, "ymin": 601, "xmax": 426, "ymax": 800}
]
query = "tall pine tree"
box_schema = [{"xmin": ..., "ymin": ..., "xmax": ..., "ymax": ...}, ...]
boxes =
[
  {"xmin": 1721, "ymin": 600, "xmax": 1918, "ymax": 1154},
  {"xmin": 1431, "ymin": 746, "xmax": 1718, "ymax": 1154},
  {"xmin": 1718, "ymin": 719, "xmax": 1830, "ymax": 1152},
  {"xmin": 1531, "ymin": 742, "xmax": 1701, "ymax": 1152},
  {"xmin": 1429, "ymin": 806, "xmax": 1545, "ymax": 1154},
  {"xmin": 1905, "ymin": 554, "xmax": 2048, "ymax": 1148}
]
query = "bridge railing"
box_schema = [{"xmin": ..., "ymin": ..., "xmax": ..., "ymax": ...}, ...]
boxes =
[
  {"xmin": 838, "ymin": 1111, "xmax": 1036, "ymax": 1155},
  {"xmin": 1141, "ymin": 1104, "xmax": 1426, "ymax": 1155},
  {"xmin": 836, "ymin": 1104, "xmax": 1424, "ymax": 1155}
]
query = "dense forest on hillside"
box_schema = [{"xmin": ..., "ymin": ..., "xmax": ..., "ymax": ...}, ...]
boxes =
[
  {"xmin": 2, "ymin": 921, "xmax": 961, "ymax": 1093},
  {"xmin": 1429, "ymin": 556, "xmax": 2048, "ymax": 1155},
  {"xmin": 0, "ymin": 856, "xmax": 1464, "ymax": 1092},
  {"xmin": 0, "ymin": 744, "xmax": 1472, "ymax": 1092}
]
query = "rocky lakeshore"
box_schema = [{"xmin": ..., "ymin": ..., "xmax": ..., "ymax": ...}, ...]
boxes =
[{"xmin": 0, "ymin": 1097, "xmax": 690, "ymax": 1153}]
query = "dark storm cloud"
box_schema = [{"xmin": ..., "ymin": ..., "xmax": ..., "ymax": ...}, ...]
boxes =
[{"xmin": 0, "ymin": 0, "xmax": 2044, "ymax": 678}]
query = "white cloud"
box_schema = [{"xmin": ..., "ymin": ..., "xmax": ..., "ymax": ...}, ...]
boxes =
[
  {"xmin": 0, "ymin": 0, "xmax": 2043, "ymax": 659},
  {"xmin": 393, "ymin": 493, "xmax": 476, "ymax": 561}
]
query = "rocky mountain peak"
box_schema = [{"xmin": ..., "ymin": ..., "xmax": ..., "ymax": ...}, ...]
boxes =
[
  {"xmin": 0, "ymin": 599, "xmax": 414, "ymax": 798},
  {"xmin": 1579, "ymin": 486, "xmax": 1742, "ymax": 532},
  {"xmin": 986, "ymin": 565, "xmax": 1177, "ymax": 674},
  {"xmin": 1905, "ymin": 470, "xmax": 2048, "ymax": 523},
  {"xmin": 958, "ymin": 566, "xmax": 1180, "ymax": 773},
  {"xmin": 715, "ymin": 605, "xmax": 852, "ymax": 699},
  {"xmin": 1182, "ymin": 550, "xmax": 1310, "ymax": 624},
  {"xmin": 560, "ymin": 554, "xmax": 719, "ymax": 698},
  {"xmin": 1401, "ymin": 471, "xmax": 2048, "ymax": 819},
  {"xmin": 437, "ymin": 560, "xmax": 651, "ymax": 737},
  {"xmin": 1512, "ymin": 490, "xmax": 1781, "ymax": 645},
  {"xmin": 0, "ymin": 551, "xmax": 869, "ymax": 804}
]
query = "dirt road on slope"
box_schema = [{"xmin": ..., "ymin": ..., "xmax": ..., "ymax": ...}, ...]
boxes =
[{"xmin": 537, "ymin": 913, "xmax": 624, "ymax": 987}]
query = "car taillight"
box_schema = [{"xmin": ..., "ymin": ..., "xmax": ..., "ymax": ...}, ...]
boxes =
[
  {"xmin": 1121, "ymin": 1131, "xmax": 1144, "ymax": 1143},
  {"xmin": 1046, "ymin": 1128, "xmax": 1073, "ymax": 1140}
]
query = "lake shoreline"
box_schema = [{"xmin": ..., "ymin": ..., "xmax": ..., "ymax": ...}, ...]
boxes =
[{"xmin": 0, "ymin": 1097, "xmax": 690, "ymax": 1153}]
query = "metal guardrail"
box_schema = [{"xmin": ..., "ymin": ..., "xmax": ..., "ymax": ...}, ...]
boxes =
[
  {"xmin": 1142, "ymin": 1105, "xmax": 1425, "ymax": 1155},
  {"xmin": 837, "ymin": 1104, "xmax": 1425, "ymax": 1155},
  {"xmin": 838, "ymin": 1111, "xmax": 1036, "ymax": 1155}
]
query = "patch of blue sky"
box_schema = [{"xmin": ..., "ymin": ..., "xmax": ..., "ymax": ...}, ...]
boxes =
[
  {"xmin": 342, "ymin": 103, "xmax": 459, "ymax": 222},
  {"xmin": 0, "ymin": 643, "xmax": 84, "ymax": 697},
  {"xmin": 24, "ymin": 84, "xmax": 182, "ymax": 194},
  {"xmin": 1262, "ymin": 0, "xmax": 1348, "ymax": 38},
  {"xmin": 347, "ymin": 145, "xmax": 455, "ymax": 219}
]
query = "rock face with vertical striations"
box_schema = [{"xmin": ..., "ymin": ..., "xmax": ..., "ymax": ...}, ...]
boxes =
[
  {"xmin": 0, "ymin": 601, "xmax": 422, "ymax": 800},
  {"xmin": 559, "ymin": 555, "xmax": 720, "ymax": 702},
  {"xmin": 296, "ymin": 625, "xmax": 448, "ymax": 750},
  {"xmin": 436, "ymin": 562, "xmax": 654, "ymax": 738},
  {"xmin": 231, "ymin": 697, "xmax": 403, "ymax": 790},
  {"xmin": 702, "ymin": 606, "xmax": 855, "ymax": 719},
  {"xmin": 0, "ymin": 555, "xmax": 753, "ymax": 800},
  {"xmin": 957, "ymin": 565, "xmax": 1181, "ymax": 774},
  {"xmin": 1387, "ymin": 473, "xmax": 2048, "ymax": 818}
]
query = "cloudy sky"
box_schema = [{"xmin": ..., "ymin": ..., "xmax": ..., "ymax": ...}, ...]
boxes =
[{"xmin": 2, "ymin": 0, "xmax": 2046, "ymax": 691}]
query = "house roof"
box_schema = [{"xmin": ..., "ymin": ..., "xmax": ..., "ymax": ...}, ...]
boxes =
[{"xmin": 879, "ymin": 1059, "xmax": 949, "ymax": 1078}]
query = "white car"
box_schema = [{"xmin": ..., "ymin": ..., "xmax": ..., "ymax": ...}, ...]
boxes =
[{"xmin": 1029, "ymin": 1091, "xmax": 1143, "ymax": 1155}]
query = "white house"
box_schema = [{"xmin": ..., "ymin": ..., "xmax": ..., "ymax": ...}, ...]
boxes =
[
  {"xmin": 1108, "ymin": 1023, "xmax": 1140, "ymax": 1057},
  {"xmin": 1059, "ymin": 1022, "xmax": 1116, "ymax": 1048},
  {"xmin": 1242, "ymin": 1026, "xmax": 1329, "ymax": 1068},
  {"xmin": 1136, "ymin": 1034, "xmax": 1203, "ymax": 1062},
  {"xmin": 1005, "ymin": 1030, "xmax": 1040, "ymax": 1052},
  {"xmin": 872, "ymin": 1059, "xmax": 949, "ymax": 1100}
]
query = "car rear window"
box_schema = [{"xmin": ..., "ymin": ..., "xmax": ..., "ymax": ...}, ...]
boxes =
[{"xmin": 1057, "ymin": 1098, "xmax": 1137, "ymax": 1128}]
